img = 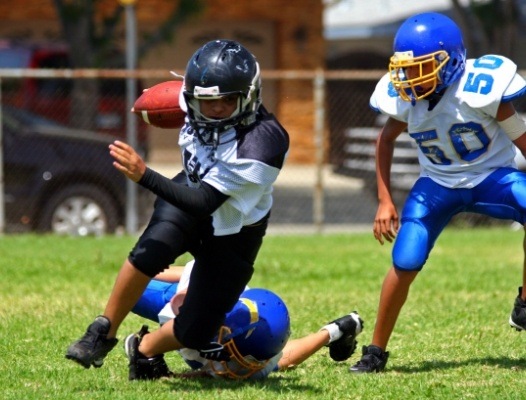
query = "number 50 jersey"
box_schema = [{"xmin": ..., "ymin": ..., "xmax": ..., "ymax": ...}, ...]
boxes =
[{"xmin": 370, "ymin": 55, "xmax": 526, "ymax": 189}]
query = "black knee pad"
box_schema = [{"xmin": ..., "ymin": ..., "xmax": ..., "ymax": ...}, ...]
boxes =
[{"xmin": 129, "ymin": 200, "xmax": 198, "ymax": 277}]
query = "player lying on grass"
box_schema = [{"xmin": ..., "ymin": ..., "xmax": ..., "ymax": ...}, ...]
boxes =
[
  {"xmin": 66, "ymin": 39, "xmax": 290, "ymax": 371},
  {"xmin": 126, "ymin": 260, "xmax": 364, "ymax": 380}
]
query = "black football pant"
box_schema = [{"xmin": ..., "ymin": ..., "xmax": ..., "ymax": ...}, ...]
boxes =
[{"xmin": 129, "ymin": 195, "xmax": 268, "ymax": 349}]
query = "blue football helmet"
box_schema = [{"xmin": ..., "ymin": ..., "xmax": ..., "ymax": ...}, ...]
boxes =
[
  {"xmin": 389, "ymin": 12, "xmax": 466, "ymax": 103},
  {"xmin": 182, "ymin": 39, "xmax": 262, "ymax": 138},
  {"xmin": 211, "ymin": 288, "xmax": 291, "ymax": 379}
]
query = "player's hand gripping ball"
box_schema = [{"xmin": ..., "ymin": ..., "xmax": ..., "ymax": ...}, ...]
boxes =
[{"xmin": 132, "ymin": 80, "xmax": 186, "ymax": 129}]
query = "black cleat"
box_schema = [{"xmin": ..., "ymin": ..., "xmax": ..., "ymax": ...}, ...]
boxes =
[
  {"xmin": 328, "ymin": 311, "xmax": 363, "ymax": 362},
  {"xmin": 510, "ymin": 286, "xmax": 526, "ymax": 331},
  {"xmin": 124, "ymin": 325, "xmax": 173, "ymax": 381},
  {"xmin": 349, "ymin": 345, "xmax": 389, "ymax": 373},
  {"xmin": 65, "ymin": 315, "xmax": 118, "ymax": 368}
]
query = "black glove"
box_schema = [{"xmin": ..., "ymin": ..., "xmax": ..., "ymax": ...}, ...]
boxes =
[{"xmin": 198, "ymin": 342, "xmax": 231, "ymax": 362}]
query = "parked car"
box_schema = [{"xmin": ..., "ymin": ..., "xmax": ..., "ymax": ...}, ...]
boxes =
[
  {"xmin": 0, "ymin": 40, "xmax": 148, "ymax": 153},
  {"xmin": 2, "ymin": 105, "xmax": 151, "ymax": 235}
]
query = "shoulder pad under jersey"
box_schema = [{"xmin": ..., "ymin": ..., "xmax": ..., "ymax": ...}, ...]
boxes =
[
  {"xmin": 369, "ymin": 72, "xmax": 411, "ymax": 122},
  {"xmin": 456, "ymin": 55, "xmax": 525, "ymax": 114}
]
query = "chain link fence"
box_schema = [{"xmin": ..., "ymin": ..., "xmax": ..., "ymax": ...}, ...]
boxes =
[{"xmin": 1, "ymin": 67, "xmax": 525, "ymax": 236}]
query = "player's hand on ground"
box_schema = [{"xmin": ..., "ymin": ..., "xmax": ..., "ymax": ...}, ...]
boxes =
[
  {"xmin": 373, "ymin": 202, "xmax": 399, "ymax": 245},
  {"xmin": 109, "ymin": 140, "xmax": 146, "ymax": 182}
]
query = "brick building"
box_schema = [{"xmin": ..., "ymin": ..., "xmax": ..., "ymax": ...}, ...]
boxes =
[{"xmin": 0, "ymin": 0, "xmax": 325, "ymax": 164}]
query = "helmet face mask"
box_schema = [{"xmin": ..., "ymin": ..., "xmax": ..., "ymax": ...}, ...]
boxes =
[
  {"xmin": 389, "ymin": 49, "xmax": 450, "ymax": 102},
  {"xmin": 210, "ymin": 325, "xmax": 271, "ymax": 379},
  {"xmin": 188, "ymin": 92, "xmax": 242, "ymax": 127},
  {"xmin": 182, "ymin": 39, "xmax": 262, "ymax": 136},
  {"xmin": 210, "ymin": 288, "xmax": 291, "ymax": 380},
  {"xmin": 389, "ymin": 12, "xmax": 466, "ymax": 103}
]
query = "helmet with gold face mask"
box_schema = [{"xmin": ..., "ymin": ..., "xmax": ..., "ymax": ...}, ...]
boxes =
[
  {"xmin": 389, "ymin": 12, "xmax": 466, "ymax": 103},
  {"xmin": 210, "ymin": 288, "xmax": 290, "ymax": 380}
]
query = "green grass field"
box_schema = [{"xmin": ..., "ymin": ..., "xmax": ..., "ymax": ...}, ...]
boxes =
[{"xmin": 2, "ymin": 227, "xmax": 526, "ymax": 399}]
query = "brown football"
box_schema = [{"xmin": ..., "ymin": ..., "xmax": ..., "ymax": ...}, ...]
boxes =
[{"xmin": 132, "ymin": 80, "xmax": 186, "ymax": 129}]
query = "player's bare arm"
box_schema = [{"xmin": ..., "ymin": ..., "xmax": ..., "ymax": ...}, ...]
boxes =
[{"xmin": 374, "ymin": 118, "xmax": 407, "ymax": 244}]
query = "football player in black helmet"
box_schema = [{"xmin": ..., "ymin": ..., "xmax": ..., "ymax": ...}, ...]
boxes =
[
  {"xmin": 182, "ymin": 39, "xmax": 262, "ymax": 134},
  {"xmin": 66, "ymin": 40, "xmax": 290, "ymax": 375}
]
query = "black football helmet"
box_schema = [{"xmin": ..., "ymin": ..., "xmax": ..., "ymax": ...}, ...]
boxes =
[{"xmin": 182, "ymin": 39, "xmax": 262, "ymax": 135}]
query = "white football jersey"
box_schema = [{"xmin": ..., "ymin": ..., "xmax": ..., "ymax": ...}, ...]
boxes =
[
  {"xmin": 370, "ymin": 55, "xmax": 526, "ymax": 188},
  {"xmin": 178, "ymin": 111, "xmax": 289, "ymax": 235}
]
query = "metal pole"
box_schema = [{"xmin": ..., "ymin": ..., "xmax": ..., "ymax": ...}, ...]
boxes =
[
  {"xmin": 0, "ymin": 78, "xmax": 4, "ymax": 235},
  {"xmin": 313, "ymin": 69, "xmax": 325, "ymax": 234},
  {"xmin": 123, "ymin": 1, "xmax": 138, "ymax": 234}
]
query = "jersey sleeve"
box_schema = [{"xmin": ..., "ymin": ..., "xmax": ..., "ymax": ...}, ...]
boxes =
[
  {"xmin": 187, "ymin": 112, "xmax": 288, "ymax": 235},
  {"xmin": 157, "ymin": 260, "xmax": 194, "ymax": 325},
  {"xmin": 157, "ymin": 302, "xmax": 176, "ymax": 325},
  {"xmin": 203, "ymin": 118, "xmax": 287, "ymax": 217},
  {"xmin": 204, "ymin": 160, "xmax": 279, "ymax": 216},
  {"xmin": 503, "ymin": 72, "xmax": 526, "ymax": 102},
  {"xmin": 457, "ymin": 55, "xmax": 525, "ymax": 117},
  {"xmin": 369, "ymin": 72, "xmax": 411, "ymax": 122}
]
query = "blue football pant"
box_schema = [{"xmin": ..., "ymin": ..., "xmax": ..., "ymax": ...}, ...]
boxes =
[
  {"xmin": 131, "ymin": 280, "xmax": 178, "ymax": 323},
  {"xmin": 393, "ymin": 167, "xmax": 526, "ymax": 271}
]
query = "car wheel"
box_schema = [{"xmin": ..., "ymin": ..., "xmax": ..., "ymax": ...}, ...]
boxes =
[{"xmin": 37, "ymin": 184, "xmax": 120, "ymax": 236}]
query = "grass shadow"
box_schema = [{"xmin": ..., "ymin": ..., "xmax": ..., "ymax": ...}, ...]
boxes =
[
  {"xmin": 392, "ymin": 356, "xmax": 526, "ymax": 374},
  {"xmin": 159, "ymin": 373, "xmax": 321, "ymax": 394}
]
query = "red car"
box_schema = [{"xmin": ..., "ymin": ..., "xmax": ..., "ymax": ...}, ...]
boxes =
[{"xmin": 0, "ymin": 40, "xmax": 148, "ymax": 153}]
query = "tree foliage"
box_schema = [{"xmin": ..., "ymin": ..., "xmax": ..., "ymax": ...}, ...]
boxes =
[
  {"xmin": 52, "ymin": 0, "xmax": 204, "ymax": 68},
  {"xmin": 451, "ymin": 0, "xmax": 521, "ymax": 58},
  {"xmin": 50, "ymin": 0, "xmax": 203, "ymax": 130}
]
